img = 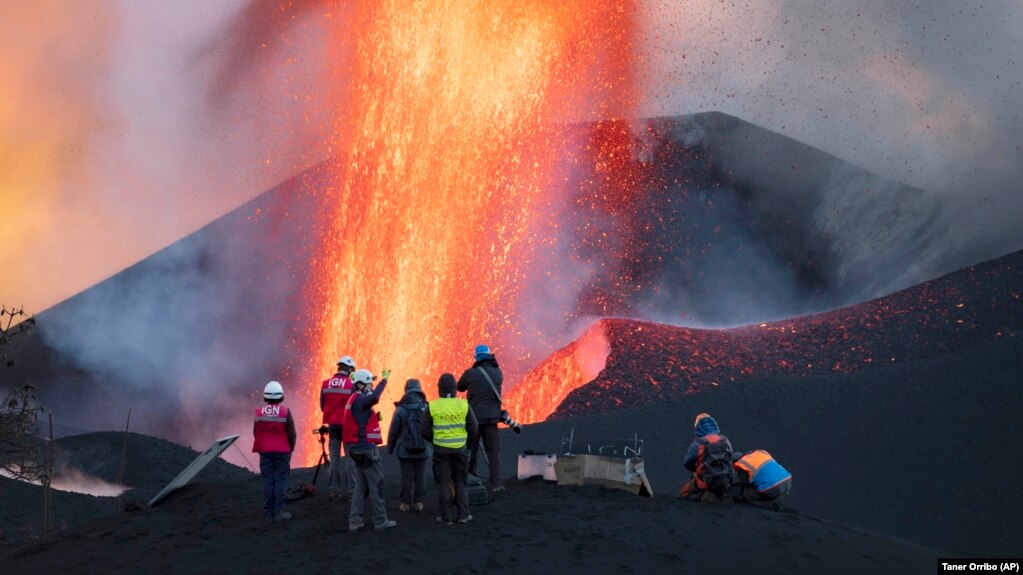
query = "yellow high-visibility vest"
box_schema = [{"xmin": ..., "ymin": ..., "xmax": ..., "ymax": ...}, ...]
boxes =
[{"xmin": 429, "ymin": 397, "xmax": 469, "ymax": 449}]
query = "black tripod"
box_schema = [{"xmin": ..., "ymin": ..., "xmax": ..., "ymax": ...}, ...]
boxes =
[{"xmin": 311, "ymin": 427, "xmax": 330, "ymax": 487}]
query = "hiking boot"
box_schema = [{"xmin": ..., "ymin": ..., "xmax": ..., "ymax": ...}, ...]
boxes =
[
  {"xmin": 457, "ymin": 514, "xmax": 473, "ymax": 524},
  {"xmin": 435, "ymin": 516, "xmax": 454, "ymax": 526},
  {"xmin": 348, "ymin": 523, "xmax": 365, "ymax": 533},
  {"xmin": 399, "ymin": 503, "xmax": 410, "ymax": 512},
  {"xmin": 374, "ymin": 520, "xmax": 397, "ymax": 531},
  {"xmin": 272, "ymin": 510, "xmax": 292, "ymax": 521},
  {"xmin": 413, "ymin": 502, "xmax": 424, "ymax": 512}
]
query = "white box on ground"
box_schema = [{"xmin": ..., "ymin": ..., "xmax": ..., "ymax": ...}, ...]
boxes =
[{"xmin": 518, "ymin": 452, "xmax": 558, "ymax": 481}]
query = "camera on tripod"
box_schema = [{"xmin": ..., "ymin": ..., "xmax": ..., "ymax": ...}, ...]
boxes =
[
  {"xmin": 500, "ymin": 410, "xmax": 522, "ymax": 433},
  {"xmin": 312, "ymin": 425, "xmax": 329, "ymax": 436}
]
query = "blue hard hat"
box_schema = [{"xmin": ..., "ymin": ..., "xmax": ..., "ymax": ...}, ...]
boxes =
[{"xmin": 474, "ymin": 344, "xmax": 493, "ymax": 360}]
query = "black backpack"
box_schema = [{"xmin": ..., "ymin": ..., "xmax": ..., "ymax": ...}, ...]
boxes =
[
  {"xmin": 698, "ymin": 438, "xmax": 736, "ymax": 491},
  {"xmin": 402, "ymin": 404, "xmax": 427, "ymax": 454}
]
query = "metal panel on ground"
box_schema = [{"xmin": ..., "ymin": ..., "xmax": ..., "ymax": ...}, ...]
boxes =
[{"xmin": 148, "ymin": 434, "xmax": 240, "ymax": 507}]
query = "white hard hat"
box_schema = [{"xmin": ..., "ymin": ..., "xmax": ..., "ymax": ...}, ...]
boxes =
[
  {"xmin": 263, "ymin": 380, "xmax": 284, "ymax": 401},
  {"xmin": 336, "ymin": 355, "xmax": 356, "ymax": 369},
  {"xmin": 351, "ymin": 369, "xmax": 374, "ymax": 386}
]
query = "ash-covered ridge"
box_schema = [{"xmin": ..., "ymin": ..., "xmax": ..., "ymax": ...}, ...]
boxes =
[{"xmin": 552, "ymin": 247, "xmax": 1022, "ymax": 418}]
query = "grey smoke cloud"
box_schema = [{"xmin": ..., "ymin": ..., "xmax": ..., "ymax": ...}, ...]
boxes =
[{"xmin": 638, "ymin": 0, "xmax": 1023, "ymax": 265}]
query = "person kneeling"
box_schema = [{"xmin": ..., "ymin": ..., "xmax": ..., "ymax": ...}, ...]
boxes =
[
  {"xmin": 733, "ymin": 450, "xmax": 792, "ymax": 510},
  {"xmin": 679, "ymin": 413, "xmax": 736, "ymax": 503}
]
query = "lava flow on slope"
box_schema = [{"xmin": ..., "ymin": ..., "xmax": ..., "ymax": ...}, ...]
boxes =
[{"xmin": 506, "ymin": 249, "xmax": 1023, "ymax": 422}]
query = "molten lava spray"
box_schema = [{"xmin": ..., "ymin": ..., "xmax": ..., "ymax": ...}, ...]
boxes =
[
  {"xmin": 294, "ymin": 2, "xmax": 637, "ymax": 462},
  {"xmin": 505, "ymin": 320, "xmax": 611, "ymax": 424}
]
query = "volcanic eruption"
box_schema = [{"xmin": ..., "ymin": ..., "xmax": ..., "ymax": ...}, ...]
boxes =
[
  {"xmin": 288, "ymin": 2, "xmax": 639, "ymax": 461},
  {"xmin": 6, "ymin": 3, "xmax": 1018, "ymax": 472}
]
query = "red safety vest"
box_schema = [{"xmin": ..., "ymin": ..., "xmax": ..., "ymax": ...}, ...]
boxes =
[
  {"xmin": 253, "ymin": 404, "xmax": 291, "ymax": 453},
  {"xmin": 341, "ymin": 393, "xmax": 382, "ymax": 445},
  {"xmin": 321, "ymin": 374, "xmax": 352, "ymax": 425}
]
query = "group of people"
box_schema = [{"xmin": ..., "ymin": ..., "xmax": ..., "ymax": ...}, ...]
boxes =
[
  {"xmin": 679, "ymin": 412, "xmax": 793, "ymax": 508},
  {"xmin": 253, "ymin": 351, "xmax": 793, "ymax": 527},
  {"xmin": 251, "ymin": 344, "xmax": 507, "ymax": 528}
]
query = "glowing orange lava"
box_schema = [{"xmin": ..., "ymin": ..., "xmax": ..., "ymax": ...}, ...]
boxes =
[
  {"xmin": 504, "ymin": 320, "xmax": 610, "ymax": 424},
  {"xmin": 292, "ymin": 2, "xmax": 637, "ymax": 463}
]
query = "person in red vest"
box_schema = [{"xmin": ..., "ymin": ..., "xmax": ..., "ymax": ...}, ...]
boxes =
[
  {"xmin": 679, "ymin": 413, "xmax": 736, "ymax": 502},
  {"xmin": 321, "ymin": 355, "xmax": 357, "ymax": 501},
  {"xmin": 252, "ymin": 380, "xmax": 297, "ymax": 521},
  {"xmin": 342, "ymin": 368, "xmax": 397, "ymax": 532}
]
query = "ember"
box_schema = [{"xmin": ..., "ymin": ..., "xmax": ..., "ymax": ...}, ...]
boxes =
[
  {"xmin": 515, "ymin": 250, "xmax": 1023, "ymax": 422},
  {"xmin": 293, "ymin": 3, "xmax": 637, "ymax": 463}
]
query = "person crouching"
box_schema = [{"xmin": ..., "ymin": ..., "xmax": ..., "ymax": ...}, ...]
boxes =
[
  {"xmin": 253, "ymin": 380, "xmax": 297, "ymax": 521},
  {"xmin": 421, "ymin": 373, "xmax": 478, "ymax": 525},
  {"xmin": 679, "ymin": 412, "xmax": 736, "ymax": 503},
  {"xmin": 733, "ymin": 450, "xmax": 792, "ymax": 510},
  {"xmin": 342, "ymin": 368, "xmax": 396, "ymax": 532}
]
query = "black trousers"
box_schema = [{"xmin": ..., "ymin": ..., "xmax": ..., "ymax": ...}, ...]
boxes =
[
  {"xmin": 398, "ymin": 457, "xmax": 427, "ymax": 504},
  {"xmin": 433, "ymin": 451, "xmax": 469, "ymax": 521},
  {"xmin": 467, "ymin": 423, "xmax": 501, "ymax": 487}
]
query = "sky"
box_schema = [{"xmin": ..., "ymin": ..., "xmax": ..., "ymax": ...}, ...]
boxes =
[{"xmin": 1, "ymin": 0, "xmax": 1021, "ymax": 315}]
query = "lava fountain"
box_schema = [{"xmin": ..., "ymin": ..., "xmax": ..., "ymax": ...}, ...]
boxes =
[{"xmin": 292, "ymin": 2, "xmax": 638, "ymax": 462}]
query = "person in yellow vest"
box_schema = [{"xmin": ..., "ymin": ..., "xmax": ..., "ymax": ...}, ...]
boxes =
[{"xmin": 420, "ymin": 372, "xmax": 478, "ymax": 525}]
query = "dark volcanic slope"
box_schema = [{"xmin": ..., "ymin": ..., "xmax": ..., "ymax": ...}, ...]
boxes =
[
  {"xmin": 500, "ymin": 335, "xmax": 1023, "ymax": 556},
  {"xmin": 0, "ymin": 477, "xmax": 115, "ymax": 549},
  {"xmin": 553, "ymin": 248, "xmax": 1021, "ymax": 417},
  {"xmin": 54, "ymin": 432, "xmax": 253, "ymax": 492},
  {"xmin": 549, "ymin": 113, "xmax": 953, "ymax": 327},
  {"xmin": 3, "ymin": 469, "xmax": 942, "ymax": 575}
]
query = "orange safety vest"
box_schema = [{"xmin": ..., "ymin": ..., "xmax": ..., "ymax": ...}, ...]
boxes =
[{"xmin": 734, "ymin": 450, "xmax": 791, "ymax": 492}]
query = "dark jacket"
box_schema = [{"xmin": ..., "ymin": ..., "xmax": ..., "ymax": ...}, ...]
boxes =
[
  {"xmin": 422, "ymin": 373, "xmax": 479, "ymax": 454},
  {"xmin": 683, "ymin": 415, "xmax": 730, "ymax": 472},
  {"xmin": 344, "ymin": 378, "xmax": 388, "ymax": 450},
  {"xmin": 387, "ymin": 380, "xmax": 432, "ymax": 459},
  {"xmin": 456, "ymin": 358, "xmax": 503, "ymax": 424}
]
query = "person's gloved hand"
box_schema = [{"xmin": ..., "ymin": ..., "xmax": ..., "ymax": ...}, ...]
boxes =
[{"xmin": 381, "ymin": 369, "xmax": 391, "ymax": 380}]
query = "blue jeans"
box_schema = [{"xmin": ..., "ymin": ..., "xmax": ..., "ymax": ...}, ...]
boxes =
[{"xmin": 260, "ymin": 452, "xmax": 291, "ymax": 517}]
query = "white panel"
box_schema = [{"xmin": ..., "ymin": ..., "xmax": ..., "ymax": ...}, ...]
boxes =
[{"xmin": 148, "ymin": 434, "xmax": 240, "ymax": 507}]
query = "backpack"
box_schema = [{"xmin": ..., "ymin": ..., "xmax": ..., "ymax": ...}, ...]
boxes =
[
  {"xmin": 401, "ymin": 404, "xmax": 427, "ymax": 454},
  {"xmin": 698, "ymin": 439, "xmax": 736, "ymax": 491}
]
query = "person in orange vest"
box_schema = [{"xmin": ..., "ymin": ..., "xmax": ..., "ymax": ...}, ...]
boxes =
[
  {"xmin": 733, "ymin": 450, "xmax": 792, "ymax": 509},
  {"xmin": 252, "ymin": 380, "xmax": 297, "ymax": 521},
  {"xmin": 421, "ymin": 373, "xmax": 478, "ymax": 525},
  {"xmin": 321, "ymin": 355, "xmax": 357, "ymax": 502},
  {"xmin": 342, "ymin": 368, "xmax": 396, "ymax": 532},
  {"xmin": 679, "ymin": 413, "xmax": 736, "ymax": 502}
]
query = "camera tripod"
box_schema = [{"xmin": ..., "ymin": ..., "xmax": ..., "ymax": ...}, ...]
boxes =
[{"xmin": 311, "ymin": 429, "xmax": 330, "ymax": 487}]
